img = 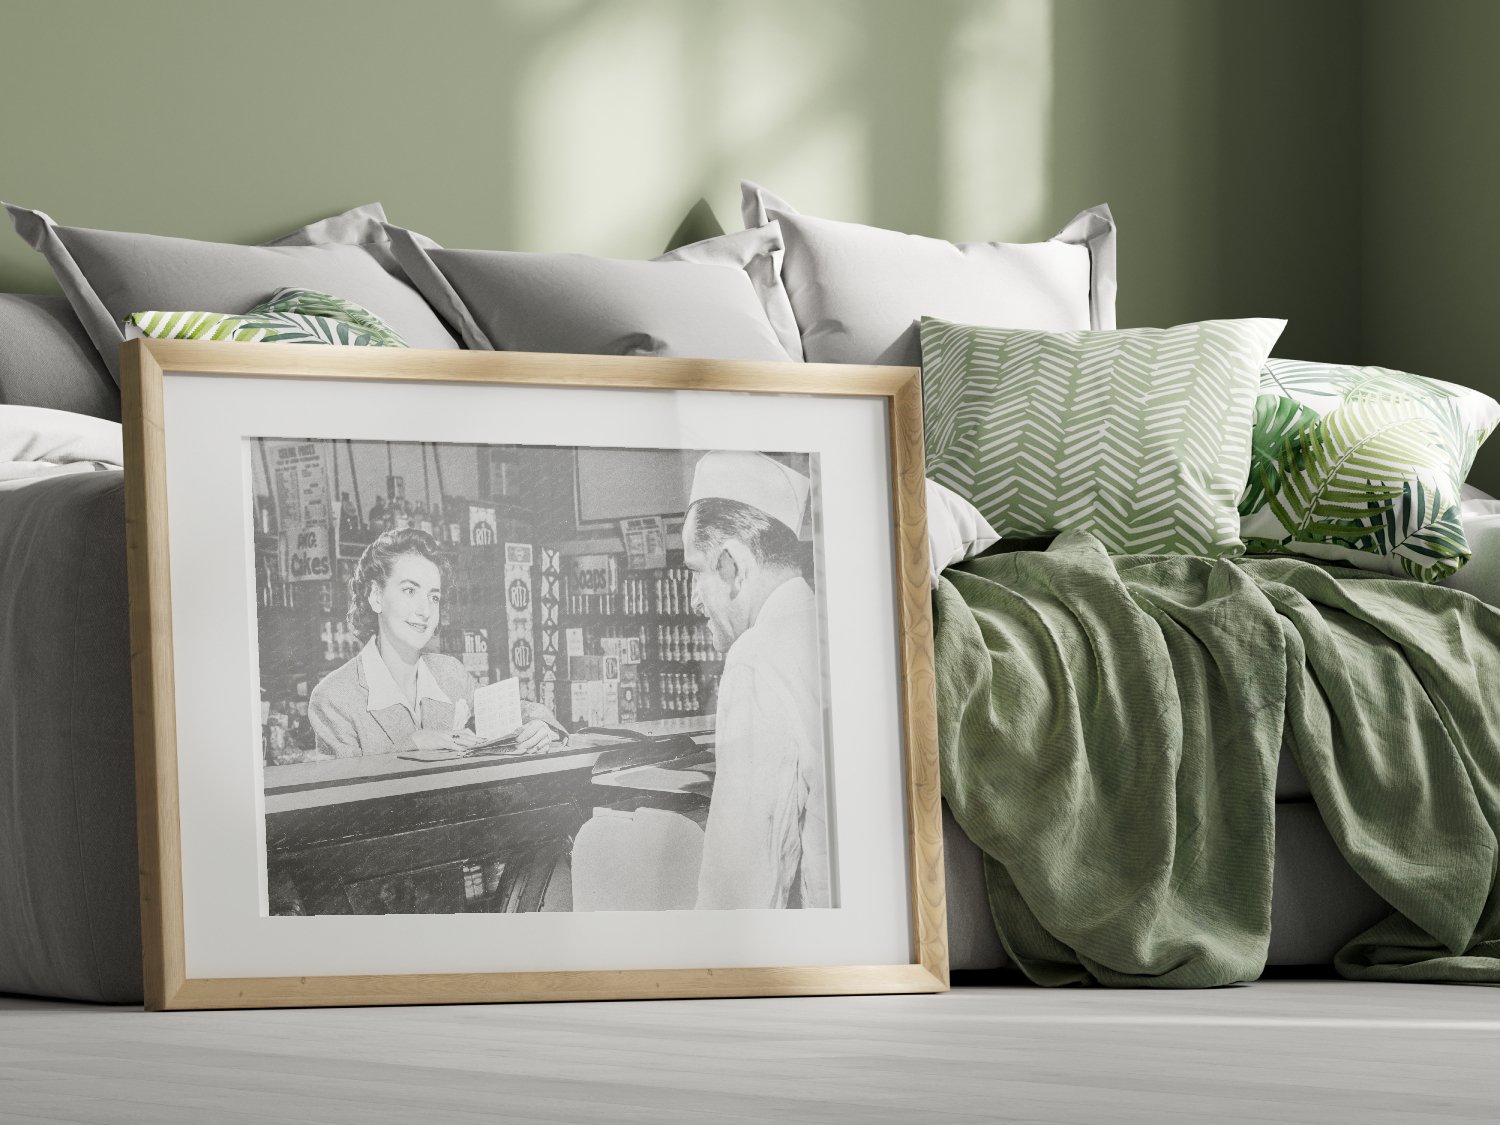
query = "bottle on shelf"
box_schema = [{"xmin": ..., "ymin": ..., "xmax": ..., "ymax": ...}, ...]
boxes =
[
  {"xmin": 677, "ymin": 568, "xmax": 692, "ymax": 615},
  {"xmin": 445, "ymin": 500, "xmax": 462, "ymax": 546}
]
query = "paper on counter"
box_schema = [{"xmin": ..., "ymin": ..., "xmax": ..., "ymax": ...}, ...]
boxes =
[{"xmin": 474, "ymin": 676, "xmax": 522, "ymax": 740}]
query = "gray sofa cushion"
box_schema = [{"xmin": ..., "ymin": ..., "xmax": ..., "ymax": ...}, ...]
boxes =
[
  {"xmin": 0, "ymin": 294, "xmax": 117, "ymax": 419},
  {"xmin": 4, "ymin": 202, "xmax": 459, "ymax": 383},
  {"xmin": 0, "ymin": 470, "xmax": 139, "ymax": 1001},
  {"xmin": 384, "ymin": 222, "xmax": 801, "ymax": 361},
  {"xmin": 945, "ymin": 799, "xmax": 1390, "ymax": 972},
  {"xmin": 1266, "ymin": 802, "xmax": 1392, "ymax": 965}
]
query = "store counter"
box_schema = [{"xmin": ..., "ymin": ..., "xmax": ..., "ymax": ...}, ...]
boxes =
[{"xmin": 262, "ymin": 719, "xmax": 715, "ymax": 915}]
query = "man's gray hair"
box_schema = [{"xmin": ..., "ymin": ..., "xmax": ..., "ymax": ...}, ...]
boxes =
[{"xmin": 687, "ymin": 497, "xmax": 806, "ymax": 571}]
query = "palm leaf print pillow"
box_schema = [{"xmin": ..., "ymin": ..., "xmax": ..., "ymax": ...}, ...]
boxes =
[
  {"xmin": 248, "ymin": 287, "xmax": 409, "ymax": 347},
  {"xmin": 1239, "ymin": 360, "xmax": 1500, "ymax": 582},
  {"xmin": 125, "ymin": 287, "xmax": 409, "ymax": 348}
]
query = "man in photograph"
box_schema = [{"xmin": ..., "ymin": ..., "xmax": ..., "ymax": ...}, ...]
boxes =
[{"xmin": 683, "ymin": 451, "xmax": 831, "ymax": 910}]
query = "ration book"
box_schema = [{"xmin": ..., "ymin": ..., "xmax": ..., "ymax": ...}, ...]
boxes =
[{"xmin": 474, "ymin": 676, "xmax": 523, "ymax": 741}]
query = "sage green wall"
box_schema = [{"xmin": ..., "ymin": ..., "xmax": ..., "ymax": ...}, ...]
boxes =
[
  {"xmin": 1051, "ymin": 0, "xmax": 1362, "ymax": 361},
  {"xmin": 0, "ymin": 0, "xmax": 1362, "ymax": 352},
  {"xmin": 1363, "ymin": 0, "xmax": 1500, "ymax": 495},
  {"xmin": 49, "ymin": 3, "xmax": 1500, "ymax": 481}
]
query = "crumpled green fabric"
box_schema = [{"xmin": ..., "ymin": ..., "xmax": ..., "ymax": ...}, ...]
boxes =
[{"xmin": 935, "ymin": 529, "xmax": 1500, "ymax": 986}]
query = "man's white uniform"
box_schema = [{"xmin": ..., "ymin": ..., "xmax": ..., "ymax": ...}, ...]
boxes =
[{"xmin": 696, "ymin": 593, "xmax": 830, "ymax": 908}]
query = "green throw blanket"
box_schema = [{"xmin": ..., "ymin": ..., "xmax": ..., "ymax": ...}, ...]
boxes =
[{"xmin": 936, "ymin": 530, "xmax": 1500, "ymax": 987}]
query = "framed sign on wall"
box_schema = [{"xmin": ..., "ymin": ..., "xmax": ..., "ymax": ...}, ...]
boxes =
[{"xmin": 122, "ymin": 339, "xmax": 945, "ymax": 1010}]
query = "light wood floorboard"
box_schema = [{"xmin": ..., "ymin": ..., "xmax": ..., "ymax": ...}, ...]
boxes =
[{"xmin": 2, "ymin": 979, "xmax": 1497, "ymax": 1123}]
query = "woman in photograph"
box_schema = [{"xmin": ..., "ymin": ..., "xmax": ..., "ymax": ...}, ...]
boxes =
[{"xmin": 308, "ymin": 527, "xmax": 564, "ymax": 758}]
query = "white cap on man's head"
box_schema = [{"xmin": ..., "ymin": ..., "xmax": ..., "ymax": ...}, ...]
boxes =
[{"xmin": 688, "ymin": 451, "xmax": 811, "ymax": 537}]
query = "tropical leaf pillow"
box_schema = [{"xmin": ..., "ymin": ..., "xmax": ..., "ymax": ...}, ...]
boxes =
[
  {"xmin": 250, "ymin": 287, "xmax": 408, "ymax": 346},
  {"xmin": 1239, "ymin": 359, "xmax": 1500, "ymax": 582},
  {"xmin": 125, "ymin": 287, "xmax": 409, "ymax": 348}
]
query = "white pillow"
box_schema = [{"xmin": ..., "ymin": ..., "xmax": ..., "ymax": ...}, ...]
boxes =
[
  {"xmin": 742, "ymin": 182, "xmax": 1117, "ymax": 367},
  {"xmin": 659, "ymin": 224, "xmax": 803, "ymax": 361},
  {"xmin": 926, "ymin": 478, "xmax": 1000, "ymax": 589},
  {"xmin": 1437, "ymin": 485, "xmax": 1500, "ymax": 605},
  {"xmin": 0, "ymin": 405, "xmax": 122, "ymax": 465}
]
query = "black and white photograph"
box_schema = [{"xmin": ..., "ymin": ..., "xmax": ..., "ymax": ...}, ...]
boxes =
[
  {"xmin": 116, "ymin": 348, "xmax": 927, "ymax": 1006},
  {"xmin": 253, "ymin": 437, "xmax": 837, "ymax": 917}
]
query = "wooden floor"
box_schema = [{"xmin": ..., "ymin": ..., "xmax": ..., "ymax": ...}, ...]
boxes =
[{"xmin": 2, "ymin": 976, "xmax": 1498, "ymax": 1123}]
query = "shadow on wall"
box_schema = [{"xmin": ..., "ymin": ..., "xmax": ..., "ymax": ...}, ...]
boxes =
[
  {"xmin": 0, "ymin": 0, "xmax": 1360, "ymax": 358},
  {"xmin": 4, "ymin": 0, "xmax": 1490, "ymax": 485}
]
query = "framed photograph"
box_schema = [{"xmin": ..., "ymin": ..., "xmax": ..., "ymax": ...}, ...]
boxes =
[{"xmin": 123, "ymin": 339, "xmax": 945, "ymax": 1010}]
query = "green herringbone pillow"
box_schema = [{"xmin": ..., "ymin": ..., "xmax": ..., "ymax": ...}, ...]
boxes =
[{"xmin": 921, "ymin": 316, "xmax": 1285, "ymax": 557}]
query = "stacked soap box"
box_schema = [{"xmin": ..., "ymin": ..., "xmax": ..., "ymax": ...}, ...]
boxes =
[{"xmin": 558, "ymin": 652, "xmax": 617, "ymax": 729}]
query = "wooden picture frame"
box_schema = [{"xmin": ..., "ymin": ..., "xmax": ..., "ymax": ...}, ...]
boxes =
[{"xmin": 123, "ymin": 339, "xmax": 946, "ymax": 1010}]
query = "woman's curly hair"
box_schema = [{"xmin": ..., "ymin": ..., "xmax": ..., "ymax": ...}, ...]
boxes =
[{"xmin": 346, "ymin": 528, "xmax": 451, "ymax": 643}]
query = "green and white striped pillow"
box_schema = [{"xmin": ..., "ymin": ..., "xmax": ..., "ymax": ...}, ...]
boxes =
[
  {"xmin": 921, "ymin": 316, "xmax": 1285, "ymax": 557},
  {"xmin": 1239, "ymin": 359, "xmax": 1500, "ymax": 582},
  {"xmin": 126, "ymin": 287, "xmax": 409, "ymax": 348}
]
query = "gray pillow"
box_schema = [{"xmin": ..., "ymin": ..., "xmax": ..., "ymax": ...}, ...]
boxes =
[
  {"xmin": 384, "ymin": 222, "xmax": 802, "ymax": 362},
  {"xmin": 742, "ymin": 181, "xmax": 1118, "ymax": 366},
  {"xmin": 3, "ymin": 202, "xmax": 460, "ymax": 383},
  {"xmin": 0, "ymin": 293, "xmax": 118, "ymax": 419}
]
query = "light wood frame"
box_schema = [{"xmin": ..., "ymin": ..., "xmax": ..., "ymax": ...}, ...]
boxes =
[{"xmin": 122, "ymin": 339, "xmax": 947, "ymax": 1011}]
